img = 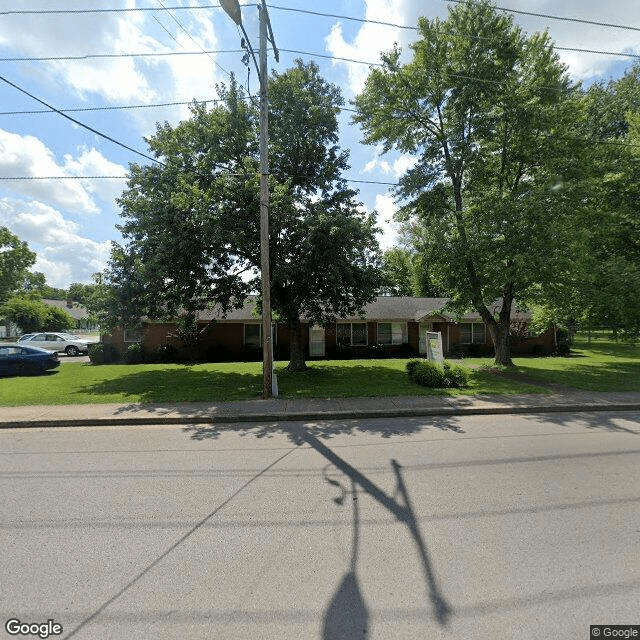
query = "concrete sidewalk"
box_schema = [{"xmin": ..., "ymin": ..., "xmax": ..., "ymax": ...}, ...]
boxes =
[{"xmin": 2, "ymin": 390, "xmax": 640, "ymax": 429}]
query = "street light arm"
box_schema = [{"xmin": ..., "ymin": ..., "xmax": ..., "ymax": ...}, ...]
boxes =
[{"xmin": 220, "ymin": 0, "xmax": 242, "ymax": 26}]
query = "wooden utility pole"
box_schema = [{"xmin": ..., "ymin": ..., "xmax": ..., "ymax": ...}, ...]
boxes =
[
  {"xmin": 221, "ymin": 0, "xmax": 278, "ymax": 398},
  {"xmin": 258, "ymin": 3, "xmax": 272, "ymax": 398}
]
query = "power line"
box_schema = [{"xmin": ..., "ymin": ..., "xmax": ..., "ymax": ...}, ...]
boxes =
[
  {"xmin": 154, "ymin": 0, "xmax": 234, "ymax": 80},
  {"xmin": 0, "ymin": 95, "xmax": 254, "ymax": 116},
  {"xmin": 0, "ymin": 99, "xmax": 221, "ymax": 116},
  {"xmin": 443, "ymin": 0, "xmax": 640, "ymax": 34},
  {"xmin": 3, "ymin": 40, "xmax": 637, "ymax": 67},
  {"xmin": 0, "ymin": 5, "xmax": 222, "ymax": 16},
  {"xmin": 0, "ymin": 50, "xmax": 244, "ymax": 63},
  {"xmin": 4, "ymin": 2, "xmax": 639, "ymax": 36},
  {"xmin": 0, "ymin": 176, "xmax": 128, "ymax": 180},
  {"xmin": 0, "ymin": 174, "xmax": 399, "ymax": 186},
  {"xmin": 267, "ymin": 5, "xmax": 417, "ymax": 32},
  {"xmin": 0, "ymin": 73, "xmax": 162, "ymax": 166}
]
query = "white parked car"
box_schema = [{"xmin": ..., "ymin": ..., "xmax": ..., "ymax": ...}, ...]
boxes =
[{"xmin": 18, "ymin": 332, "xmax": 90, "ymax": 357}]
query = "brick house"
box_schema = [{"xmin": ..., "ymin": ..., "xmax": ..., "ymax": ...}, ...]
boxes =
[{"xmin": 103, "ymin": 296, "xmax": 556, "ymax": 361}]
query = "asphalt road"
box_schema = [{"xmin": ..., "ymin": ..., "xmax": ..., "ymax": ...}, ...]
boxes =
[{"xmin": 1, "ymin": 412, "xmax": 639, "ymax": 640}]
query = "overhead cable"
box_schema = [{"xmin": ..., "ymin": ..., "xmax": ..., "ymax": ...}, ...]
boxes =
[
  {"xmin": 0, "ymin": 73, "xmax": 162, "ymax": 166},
  {"xmin": 3, "ymin": 3, "xmax": 639, "ymax": 36}
]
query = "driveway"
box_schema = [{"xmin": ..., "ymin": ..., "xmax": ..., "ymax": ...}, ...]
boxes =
[{"xmin": 58, "ymin": 353, "xmax": 91, "ymax": 364}]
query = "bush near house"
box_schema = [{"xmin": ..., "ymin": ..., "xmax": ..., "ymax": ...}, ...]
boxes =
[
  {"xmin": 406, "ymin": 359, "xmax": 470, "ymax": 388},
  {"xmin": 125, "ymin": 342, "xmax": 144, "ymax": 364},
  {"xmin": 88, "ymin": 342, "xmax": 118, "ymax": 364}
]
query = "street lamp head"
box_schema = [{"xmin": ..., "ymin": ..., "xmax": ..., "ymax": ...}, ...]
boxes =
[{"xmin": 220, "ymin": 0, "xmax": 242, "ymax": 26}]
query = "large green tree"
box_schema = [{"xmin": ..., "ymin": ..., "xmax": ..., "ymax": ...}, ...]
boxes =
[
  {"xmin": 380, "ymin": 246, "xmax": 446, "ymax": 297},
  {"xmin": 535, "ymin": 64, "xmax": 640, "ymax": 336},
  {"xmin": 0, "ymin": 227, "xmax": 36, "ymax": 303},
  {"xmin": 105, "ymin": 60, "xmax": 381, "ymax": 370},
  {"xmin": 354, "ymin": 0, "xmax": 580, "ymax": 365}
]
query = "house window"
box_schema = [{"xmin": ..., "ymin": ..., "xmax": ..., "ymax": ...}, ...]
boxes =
[
  {"xmin": 459, "ymin": 323, "xmax": 486, "ymax": 344},
  {"xmin": 244, "ymin": 323, "xmax": 277, "ymax": 348},
  {"xmin": 244, "ymin": 324, "xmax": 261, "ymax": 348},
  {"xmin": 377, "ymin": 322, "xmax": 407, "ymax": 345},
  {"xmin": 336, "ymin": 322, "xmax": 368, "ymax": 346},
  {"xmin": 124, "ymin": 328, "xmax": 142, "ymax": 343}
]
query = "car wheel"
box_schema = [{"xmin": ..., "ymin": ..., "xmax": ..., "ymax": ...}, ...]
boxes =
[{"xmin": 66, "ymin": 345, "xmax": 80, "ymax": 357}]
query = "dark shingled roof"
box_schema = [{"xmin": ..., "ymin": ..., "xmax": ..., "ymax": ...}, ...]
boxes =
[
  {"xmin": 42, "ymin": 299, "xmax": 90, "ymax": 321},
  {"xmin": 192, "ymin": 296, "xmax": 530, "ymax": 323}
]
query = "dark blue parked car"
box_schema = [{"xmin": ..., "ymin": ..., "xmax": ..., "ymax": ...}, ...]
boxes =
[{"xmin": 0, "ymin": 343, "xmax": 60, "ymax": 376}]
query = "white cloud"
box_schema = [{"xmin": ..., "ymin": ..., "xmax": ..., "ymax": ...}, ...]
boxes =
[
  {"xmin": 0, "ymin": 198, "xmax": 111, "ymax": 287},
  {"xmin": 0, "ymin": 130, "xmax": 99, "ymax": 214},
  {"xmin": 364, "ymin": 148, "xmax": 417, "ymax": 180},
  {"xmin": 63, "ymin": 148, "xmax": 128, "ymax": 205},
  {"xmin": 325, "ymin": 0, "xmax": 445, "ymax": 95},
  {"xmin": 326, "ymin": 0, "xmax": 640, "ymax": 96},
  {"xmin": 502, "ymin": 0, "xmax": 640, "ymax": 81},
  {"xmin": 0, "ymin": 130, "xmax": 127, "ymax": 214},
  {"xmin": 373, "ymin": 193, "xmax": 400, "ymax": 251},
  {"xmin": 0, "ymin": 0, "xmax": 224, "ymax": 132}
]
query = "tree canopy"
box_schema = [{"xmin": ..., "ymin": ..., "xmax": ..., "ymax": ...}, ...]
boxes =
[
  {"xmin": 533, "ymin": 63, "xmax": 640, "ymax": 336},
  {"xmin": 0, "ymin": 227, "xmax": 36, "ymax": 303},
  {"xmin": 0, "ymin": 296, "xmax": 75, "ymax": 333},
  {"xmin": 104, "ymin": 60, "xmax": 381, "ymax": 369},
  {"xmin": 354, "ymin": 0, "xmax": 580, "ymax": 364}
]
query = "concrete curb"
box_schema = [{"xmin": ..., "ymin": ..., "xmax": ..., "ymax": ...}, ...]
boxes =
[{"xmin": 2, "ymin": 402, "xmax": 640, "ymax": 429}]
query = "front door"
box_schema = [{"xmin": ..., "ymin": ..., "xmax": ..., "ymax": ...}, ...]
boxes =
[
  {"xmin": 309, "ymin": 325, "xmax": 325, "ymax": 357},
  {"xmin": 419, "ymin": 323, "xmax": 432, "ymax": 354}
]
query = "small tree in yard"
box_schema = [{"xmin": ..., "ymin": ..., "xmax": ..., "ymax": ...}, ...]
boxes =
[
  {"xmin": 354, "ymin": 0, "xmax": 581, "ymax": 365},
  {"xmin": 1, "ymin": 296, "xmax": 74, "ymax": 333}
]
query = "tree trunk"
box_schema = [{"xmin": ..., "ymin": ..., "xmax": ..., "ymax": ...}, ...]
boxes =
[
  {"xmin": 287, "ymin": 318, "xmax": 309, "ymax": 372},
  {"xmin": 478, "ymin": 296, "xmax": 514, "ymax": 367},
  {"xmin": 492, "ymin": 323, "xmax": 513, "ymax": 366}
]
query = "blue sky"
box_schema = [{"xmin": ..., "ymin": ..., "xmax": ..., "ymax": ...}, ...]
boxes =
[{"xmin": 0, "ymin": 0, "xmax": 638, "ymax": 288}]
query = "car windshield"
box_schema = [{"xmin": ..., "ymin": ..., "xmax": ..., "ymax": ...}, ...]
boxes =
[{"xmin": 18, "ymin": 334, "xmax": 34, "ymax": 342}]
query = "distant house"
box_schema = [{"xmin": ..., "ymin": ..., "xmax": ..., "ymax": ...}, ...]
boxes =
[
  {"xmin": 103, "ymin": 296, "xmax": 556, "ymax": 361},
  {"xmin": 42, "ymin": 299, "xmax": 98, "ymax": 331}
]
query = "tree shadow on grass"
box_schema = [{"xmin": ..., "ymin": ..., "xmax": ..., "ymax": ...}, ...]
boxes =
[
  {"xmin": 79, "ymin": 367, "xmax": 263, "ymax": 403},
  {"xmin": 277, "ymin": 363, "xmax": 459, "ymax": 398}
]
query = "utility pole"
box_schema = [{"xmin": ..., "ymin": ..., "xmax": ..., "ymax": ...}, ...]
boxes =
[{"xmin": 220, "ymin": 0, "xmax": 279, "ymax": 399}]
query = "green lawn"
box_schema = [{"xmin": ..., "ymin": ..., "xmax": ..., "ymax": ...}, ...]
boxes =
[
  {"xmin": 0, "ymin": 358, "xmax": 548, "ymax": 407},
  {"xmin": 466, "ymin": 336, "xmax": 640, "ymax": 392},
  {"xmin": 1, "ymin": 336, "xmax": 636, "ymax": 407}
]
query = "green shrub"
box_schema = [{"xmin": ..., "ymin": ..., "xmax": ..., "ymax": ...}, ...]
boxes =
[
  {"xmin": 408, "ymin": 359, "xmax": 470, "ymax": 388},
  {"xmin": 88, "ymin": 342, "xmax": 105, "ymax": 364},
  {"xmin": 368, "ymin": 342, "xmax": 387, "ymax": 358},
  {"xmin": 414, "ymin": 360, "xmax": 445, "ymax": 387},
  {"xmin": 88, "ymin": 342, "xmax": 118, "ymax": 364},
  {"xmin": 125, "ymin": 342, "xmax": 143, "ymax": 364},
  {"xmin": 156, "ymin": 343, "xmax": 179, "ymax": 363},
  {"xmin": 531, "ymin": 344, "xmax": 549, "ymax": 357},
  {"xmin": 441, "ymin": 360, "xmax": 470, "ymax": 387},
  {"xmin": 406, "ymin": 359, "xmax": 422, "ymax": 381}
]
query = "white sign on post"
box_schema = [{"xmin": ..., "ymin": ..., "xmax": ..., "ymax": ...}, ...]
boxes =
[{"xmin": 425, "ymin": 332, "xmax": 444, "ymax": 362}]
